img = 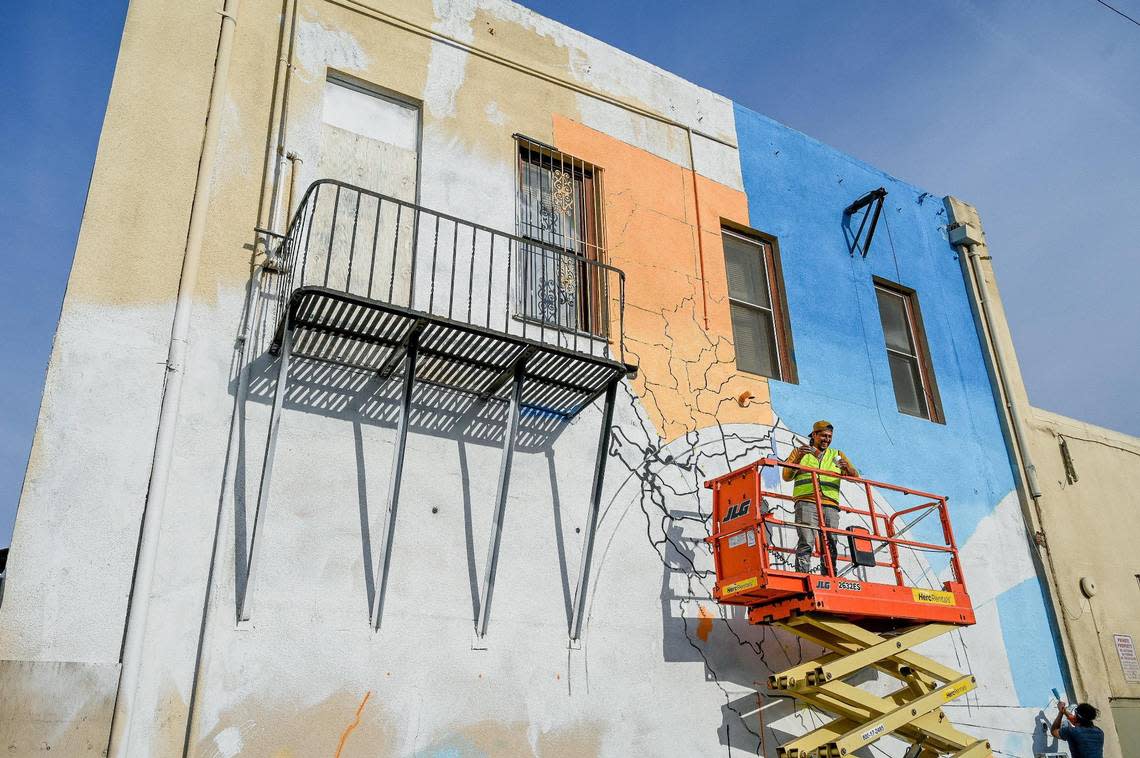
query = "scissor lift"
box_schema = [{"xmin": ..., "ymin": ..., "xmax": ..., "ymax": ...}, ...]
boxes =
[{"xmin": 704, "ymin": 458, "xmax": 993, "ymax": 757}]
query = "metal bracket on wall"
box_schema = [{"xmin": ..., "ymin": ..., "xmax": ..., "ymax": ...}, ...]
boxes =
[
  {"xmin": 568, "ymin": 377, "xmax": 619, "ymax": 642},
  {"xmin": 844, "ymin": 187, "xmax": 887, "ymax": 258},
  {"xmin": 240, "ymin": 318, "xmax": 294, "ymax": 622},
  {"xmin": 370, "ymin": 327, "xmax": 422, "ymax": 630},
  {"xmin": 475, "ymin": 359, "xmax": 527, "ymax": 638},
  {"xmin": 377, "ymin": 319, "xmax": 427, "ymax": 380}
]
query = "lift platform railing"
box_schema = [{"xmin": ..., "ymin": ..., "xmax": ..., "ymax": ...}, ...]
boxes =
[
  {"xmin": 267, "ymin": 179, "xmax": 627, "ymax": 363},
  {"xmin": 706, "ymin": 457, "xmax": 968, "ymax": 593},
  {"xmin": 705, "ymin": 460, "xmax": 987, "ymax": 754}
]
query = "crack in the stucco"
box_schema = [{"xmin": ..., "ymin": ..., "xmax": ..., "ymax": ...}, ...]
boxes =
[
  {"xmin": 598, "ymin": 293, "xmax": 805, "ymax": 756},
  {"xmin": 625, "ymin": 294, "xmax": 774, "ymax": 439},
  {"xmin": 575, "ymin": 283, "xmax": 994, "ymax": 752},
  {"xmin": 679, "ymin": 595, "xmax": 762, "ymax": 756}
]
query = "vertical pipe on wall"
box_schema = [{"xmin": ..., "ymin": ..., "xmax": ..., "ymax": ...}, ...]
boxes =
[
  {"xmin": 963, "ymin": 246, "xmax": 1042, "ymax": 498},
  {"xmin": 284, "ymin": 152, "xmax": 302, "ymax": 232},
  {"xmin": 685, "ymin": 128, "xmax": 710, "ymax": 330},
  {"xmin": 265, "ymin": 1, "xmax": 301, "ymax": 235},
  {"xmin": 108, "ymin": 2, "xmax": 241, "ymax": 755},
  {"xmin": 955, "ymin": 238, "xmax": 1084, "ymax": 698},
  {"xmin": 180, "ymin": 1, "xmax": 299, "ymax": 751}
]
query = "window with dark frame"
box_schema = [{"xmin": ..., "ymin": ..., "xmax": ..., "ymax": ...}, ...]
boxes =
[
  {"xmin": 514, "ymin": 136, "xmax": 607, "ymax": 337},
  {"xmin": 874, "ymin": 281, "xmax": 943, "ymax": 422},
  {"xmin": 722, "ymin": 227, "xmax": 794, "ymax": 381}
]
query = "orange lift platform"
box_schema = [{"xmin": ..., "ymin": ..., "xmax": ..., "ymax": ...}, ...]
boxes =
[{"xmin": 705, "ymin": 457, "xmax": 993, "ymax": 758}]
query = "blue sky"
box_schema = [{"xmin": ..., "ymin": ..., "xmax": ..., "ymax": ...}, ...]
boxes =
[
  {"xmin": 1, "ymin": 0, "xmax": 1137, "ymax": 545},
  {"xmin": 1, "ymin": 2, "xmax": 130, "ymax": 546}
]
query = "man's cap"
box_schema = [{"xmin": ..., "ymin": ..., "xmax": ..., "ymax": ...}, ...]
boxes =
[{"xmin": 812, "ymin": 420, "xmax": 834, "ymax": 434}]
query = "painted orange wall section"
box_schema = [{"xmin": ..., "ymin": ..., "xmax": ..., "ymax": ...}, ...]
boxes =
[{"xmin": 553, "ymin": 116, "xmax": 774, "ymax": 442}]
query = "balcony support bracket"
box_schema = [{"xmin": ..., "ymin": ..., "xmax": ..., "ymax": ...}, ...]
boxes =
[
  {"xmin": 370, "ymin": 328, "xmax": 421, "ymax": 630},
  {"xmin": 476, "ymin": 359, "xmax": 526, "ymax": 638},
  {"xmin": 378, "ymin": 318, "xmax": 427, "ymax": 379},
  {"xmin": 480, "ymin": 346, "xmax": 537, "ymax": 401},
  {"xmin": 240, "ymin": 319, "xmax": 294, "ymax": 622},
  {"xmin": 568, "ymin": 377, "xmax": 619, "ymax": 641}
]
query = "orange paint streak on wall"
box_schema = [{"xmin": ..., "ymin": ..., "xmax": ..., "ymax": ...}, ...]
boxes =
[
  {"xmin": 553, "ymin": 116, "xmax": 774, "ymax": 442},
  {"xmin": 334, "ymin": 690, "xmax": 372, "ymax": 758},
  {"xmin": 696, "ymin": 604, "xmax": 714, "ymax": 642}
]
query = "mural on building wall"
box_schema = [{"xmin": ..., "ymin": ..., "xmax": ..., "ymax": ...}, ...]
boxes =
[
  {"xmin": 540, "ymin": 107, "xmax": 1069, "ymax": 753},
  {"xmin": 0, "ymin": 2, "xmax": 1078, "ymax": 756},
  {"xmin": 547, "ymin": 103, "xmax": 1067, "ymax": 753}
]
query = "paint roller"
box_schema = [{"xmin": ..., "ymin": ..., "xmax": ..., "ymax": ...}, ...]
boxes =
[{"xmin": 1051, "ymin": 687, "xmax": 1078, "ymax": 725}]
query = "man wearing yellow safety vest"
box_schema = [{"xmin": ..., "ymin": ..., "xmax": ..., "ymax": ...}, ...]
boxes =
[{"xmin": 782, "ymin": 420, "xmax": 859, "ymax": 574}]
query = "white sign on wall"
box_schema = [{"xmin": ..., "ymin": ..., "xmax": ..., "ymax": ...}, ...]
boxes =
[{"xmin": 1113, "ymin": 634, "xmax": 1140, "ymax": 683}]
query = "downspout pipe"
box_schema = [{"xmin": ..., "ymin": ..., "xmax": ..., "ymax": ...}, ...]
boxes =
[
  {"xmin": 953, "ymin": 233, "xmax": 1084, "ymax": 697},
  {"xmin": 962, "ymin": 243, "xmax": 1042, "ymax": 499},
  {"xmin": 108, "ymin": 1, "xmax": 240, "ymax": 755},
  {"xmin": 684, "ymin": 127, "xmax": 710, "ymax": 330},
  {"xmin": 181, "ymin": 0, "xmax": 298, "ymax": 751},
  {"xmin": 265, "ymin": 3, "xmax": 300, "ymax": 238}
]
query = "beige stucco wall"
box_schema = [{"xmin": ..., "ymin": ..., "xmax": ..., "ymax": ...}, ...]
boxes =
[
  {"xmin": 947, "ymin": 196, "xmax": 1139, "ymax": 756},
  {"xmin": 1026, "ymin": 408, "xmax": 1140, "ymax": 755}
]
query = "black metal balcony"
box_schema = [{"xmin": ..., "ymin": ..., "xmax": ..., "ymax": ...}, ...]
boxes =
[
  {"xmin": 266, "ymin": 180, "xmax": 633, "ymax": 418},
  {"xmin": 242, "ymin": 180, "xmax": 635, "ymax": 636}
]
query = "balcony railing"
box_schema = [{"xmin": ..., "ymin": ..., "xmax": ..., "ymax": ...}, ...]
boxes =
[
  {"xmin": 267, "ymin": 180, "xmax": 627, "ymax": 364},
  {"xmin": 242, "ymin": 181, "xmax": 632, "ymax": 632}
]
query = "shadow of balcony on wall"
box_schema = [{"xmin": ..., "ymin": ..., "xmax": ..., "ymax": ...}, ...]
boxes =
[{"xmin": 231, "ymin": 180, "xmax": 636, "ymax": 641}]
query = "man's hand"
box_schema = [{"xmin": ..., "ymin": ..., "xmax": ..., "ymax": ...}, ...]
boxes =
[
  {"xmin": 783, "ymin": 445, "xmax": 811, "ymax": 481},
  {"xmin": 1051, "ymin": 701, "xmax": 1067, "ymax": 739}
]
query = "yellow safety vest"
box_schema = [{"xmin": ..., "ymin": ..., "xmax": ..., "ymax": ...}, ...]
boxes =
[{"xmin": 792, "ymin": 447, "xmax": 843, "ymax": 505}]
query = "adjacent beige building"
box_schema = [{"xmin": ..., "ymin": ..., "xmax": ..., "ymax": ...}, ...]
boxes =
[
  {"xmin": 946, "ymin": 197, "xmax": 1140, "ymax": 757},
  {"xmin": 1028, "ymin": 410, "xmax": 1140, "ymax": 754}
]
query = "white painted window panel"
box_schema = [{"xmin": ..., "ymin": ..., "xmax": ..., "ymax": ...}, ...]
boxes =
[{"xmin": 322, "ymin": 79, "xmax": 418, "ymax": 151}]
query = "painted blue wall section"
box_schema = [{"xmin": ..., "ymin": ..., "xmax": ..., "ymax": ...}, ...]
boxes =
[
  {"xmin": 997, "ymin": 578, "xmax": 1069, "ymax": 704},
  {"xmin": 732, "ymin": 104, "xmax": 1065, "ymax": 704}
]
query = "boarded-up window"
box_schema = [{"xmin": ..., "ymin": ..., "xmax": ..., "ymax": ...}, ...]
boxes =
[{"xmin": 319, "ymin": 76, "xmax": 419, "ymax": 201}]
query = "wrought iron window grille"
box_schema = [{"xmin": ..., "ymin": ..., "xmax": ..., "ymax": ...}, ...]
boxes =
[{"xmin": 514, "ymin": 135, "xmax": 608, "ymax": 341}]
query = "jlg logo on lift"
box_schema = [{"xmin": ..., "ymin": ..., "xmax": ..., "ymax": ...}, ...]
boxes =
[
  {"xmin": 816, "ymin": 580, "xmax": 861, "ymax": 591},
  {"xmin": 723, "ymin": 499, "xmax": 752, "ymax": 522}
]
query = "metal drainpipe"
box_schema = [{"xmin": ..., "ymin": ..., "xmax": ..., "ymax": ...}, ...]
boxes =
[
  {"xmin": 958, "ymin": 241, "xmax": 1086, "ymax": 696},
  {"xmin": 963, "ymin": 244, "xmax": 1042, "ymax": 498},
  {"xmin": 265, "ymin": 0, "xmax": 300, "ymax": 236},
  {"xmin": 180, "ymin": 0, "xmax": 299, "ymax": 751},
  {"xmin": 685, "ymin": 127, "xmax": 710, "ymax": 330},
  {"xmin": 284, "ymin": 151, "xmax": 302, "ymax": 234},
  {"xmin": 108, "ymin": 1, "xmax": 240, "ymax": 755}
]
